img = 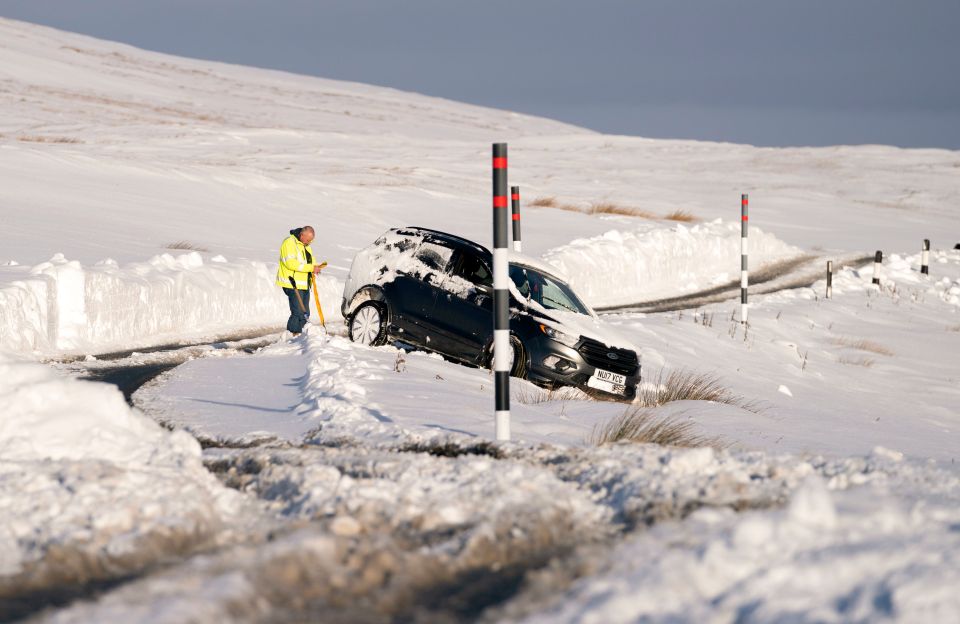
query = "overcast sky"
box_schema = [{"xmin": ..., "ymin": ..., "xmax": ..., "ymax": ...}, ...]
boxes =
[{"xmin": 3, "ymin": 0, "xmax": 959, "ymax": 148}]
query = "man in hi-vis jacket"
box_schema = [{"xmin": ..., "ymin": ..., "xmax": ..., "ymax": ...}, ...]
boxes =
[{"xmin": 276, "ymin": 226, "xmax": 322, "ymax": 335}]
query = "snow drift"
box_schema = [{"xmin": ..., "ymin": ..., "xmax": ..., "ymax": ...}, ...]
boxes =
[
  {"xmin": 0, "ymin": 352, "xmax": 249, "ymax": 615},
  {"xmin": 543, "ymin": 220, "xmax": 804, "ymax": 307},
  {"xmin": 0, "ymin": 251, "xmax": 343, "ymax": 354}
]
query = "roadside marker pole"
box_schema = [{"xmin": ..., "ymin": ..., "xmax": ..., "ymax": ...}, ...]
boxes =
[
  {"xmin": 741, "ymin": 194, "xmax": 749, "ymax": 324},
  {"xmin": 493, "ymin": 143, "xmax": 511, "ymax": 441},
  {"xmin": 511, "ymin": 186, "xmax": 522, "ymax": 253},
  {"xmin": 826, "ymin": 261, "xmax": 833, "ymax": 299},
  {"xmin": 872, "ymin": 250, "xmax": 883, "ymax": 286},
  {"xmin": 921, "ymin": 239, "xmax": 930, "ymax": 275}
]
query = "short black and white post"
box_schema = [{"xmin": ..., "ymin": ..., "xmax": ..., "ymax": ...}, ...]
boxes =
[
  {"xmin": 511, "ymin": 186, "xmax": 522, "ymax": 253},
  {"xmin": 872, "ymin": 250, "xmax": 883, "ymax": 286},
  {"xmin": 492, "ymin": 143, "xmax": 511, "ymax": 441},
  {"xmin": 921, "ymin": 239, "xmax": 930, "ymax": 275},
  {"xmin": 826, "ymin": 260, "xmax": 833, "ymax": 299},
  {"xmin": 740, "ymin": 193, "xmax": 749, "ymax": 324}
]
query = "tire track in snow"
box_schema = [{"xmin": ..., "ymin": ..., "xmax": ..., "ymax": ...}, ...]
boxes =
[{"xmin": 596, "ymin": 253, "xmax": 874, "ymax": 314}]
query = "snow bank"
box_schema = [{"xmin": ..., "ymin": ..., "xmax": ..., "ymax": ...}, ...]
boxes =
[
  {"xmin": 0, "ymin": 352, "xmax": 247, "ymax": 597},
  {"xmin": 523, "ymin": 473, "xmax": 960, "ymax": 623},
  {"xmin": 542, "ymin": 220, "xmax": 804, "ymax": 307},
  {"xmin": 0, "ymin": 252, "xmax": 343, "ymax": 354},
  {"xmin": 802, "ymin": 248, "xmax": 960, "ymax": 306}
]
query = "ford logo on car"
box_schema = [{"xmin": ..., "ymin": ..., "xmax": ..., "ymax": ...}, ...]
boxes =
[{"xmin": 606, "ymin": 352, "xmax": 619, "ymax": 361}]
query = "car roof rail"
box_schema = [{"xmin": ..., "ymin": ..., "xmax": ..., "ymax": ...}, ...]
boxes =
[{"xmin": 403, "ymin": 226, "xmax": 490, "ymax": 256}]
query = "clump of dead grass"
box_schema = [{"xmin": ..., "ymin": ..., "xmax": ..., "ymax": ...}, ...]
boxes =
[
  {"xmin": 528, "ymin": 196, "xmax": 559, "ymax": 208},
  {"xmin": 589, "ymin": 406, "xmax": 720, "ymax": 448},
  {"xmin": 528, "ymin": 196, "xmax": 693, "ymax": 221},
  {"xmin": 587, "ymin": 202, "xmax": 657, "ymax": 219},
  {"xmin": 663, "ymin": 209, "xmax": 697, "ymax": 222},
  {"xmin": 166, "ymin": 241, "xmax": 209, "ymax": 252},
  {"xmin": 831, "ymin": 337, "xmax": 893, "ymax": 356},
  {"xmin": 635, "ymin": 368, "xmax": 761, "ymax": 412},
  {"xmin": 17, "ymin": 135, "xmax": 84, "ymax": 144},
  {"xmin": 528, "ymin": 196, "xmax": 654, "ymax": 218},
  {"xmin": 513, "ymin": 385, "xmax": 589, "ymax": 405}
]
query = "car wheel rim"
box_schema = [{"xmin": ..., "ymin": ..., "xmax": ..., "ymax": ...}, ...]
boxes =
[{"xmin": 352, "ymin": 307, "xmax": 381, "ymax": 345}]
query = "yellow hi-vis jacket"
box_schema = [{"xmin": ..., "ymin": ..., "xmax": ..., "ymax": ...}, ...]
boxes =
[{"xmin": 276, "ymin": 235, "xmax": 316, "ymax": 290}]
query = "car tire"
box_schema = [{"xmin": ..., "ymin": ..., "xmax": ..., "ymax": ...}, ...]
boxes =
[
  {"xmin": 487, "ymin": 335, "xmax": 527, "ymax": 379},
  {"xmin": 349, "ymin": 301, "xmax": 388, "ymax": 346}
]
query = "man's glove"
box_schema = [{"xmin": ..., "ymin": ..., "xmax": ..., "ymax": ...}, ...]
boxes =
[{"xmin": 313, "ymin": 261, "xmax": 327, "ymax": 275}]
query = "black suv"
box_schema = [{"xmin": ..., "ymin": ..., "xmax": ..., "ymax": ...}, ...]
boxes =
[{"xmin": 342, "ymin": 227, "xmax": 641, "ymax": 400}]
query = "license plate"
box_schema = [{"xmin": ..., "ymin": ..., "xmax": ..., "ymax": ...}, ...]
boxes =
[
  {"xmin": 587, "ymin": 368, "xmax": 627, "ymax": 395},
  {"xmin": 593, "ymin": 368, "xmax": 626, "ymax": 385}
]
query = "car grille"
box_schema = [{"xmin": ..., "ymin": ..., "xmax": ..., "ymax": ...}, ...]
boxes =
[{"xmin": 577, "ymin": 338, "xmax": 639, "ymax": 376}]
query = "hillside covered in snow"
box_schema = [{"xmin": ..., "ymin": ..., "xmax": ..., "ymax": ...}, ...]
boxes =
[{"xmin": 2, "ymin": 16, "xmax": 960, "ymax": 623}]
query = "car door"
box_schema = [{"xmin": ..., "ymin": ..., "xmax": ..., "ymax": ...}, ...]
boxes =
[
  {"xmin": 430, "ymin": 249, "xmax": 495, "ymax": 362},
  {"xmin": 389, "ymin": 240, "xmax": 454, "ymax": 344}
]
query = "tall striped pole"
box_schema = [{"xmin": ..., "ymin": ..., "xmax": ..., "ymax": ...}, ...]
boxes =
[
  {"xmin": 872, "ymin": 250, "xmax": 883, "ymax": 285},
  {"xmin": 741, "ymin": 194, "xmax": 749, "ymax": 324},
  {"xmin": 493, "ymin": 143, "xmax": 511, "ymax": 441},
  {"xmin": 921, "ymin": 239, "xmax": 930, "ymax": 275},
  {"xmin": 826, "ymin": 261, "xmax": 833, "ymax": 299},
  {"xmin": 511, "ymin": 186, "xmax": 522, "ymax": 253}
]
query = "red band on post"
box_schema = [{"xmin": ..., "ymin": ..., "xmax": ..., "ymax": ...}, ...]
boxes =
[
  {"xmin": 493, "ymin": 157, "xmax": 508, "ymax": 169},
  {"xmin": 742, "ymin": 198, "xmax": 749, "ymax": 206},
  {"xmin": 512, "ymin": 213, "xmax": 520, "ymax": 221},
  {"xmin": 511, "ymin": 193, "xmax": 519, "ymax": 200},
  {"xmin": 742, "ymin": 215, "xmax": 749, "ymax": 222},
  {"xmin": 493, "ymin": 196, "xmax": 508, "ymax": 208}
]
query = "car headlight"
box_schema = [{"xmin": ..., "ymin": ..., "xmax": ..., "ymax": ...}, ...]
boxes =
[{"xmin": 538, "ymin": 324, "xmax": 579, "ymax": 347}]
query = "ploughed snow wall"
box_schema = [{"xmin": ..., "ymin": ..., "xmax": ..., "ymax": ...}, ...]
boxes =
[
  {"xmin": 543, "ymin": 220, "xmax": 803, "ymax": 308},
  {"xmin": 0, "ymin": 252, "xmax": 343, "ymax": 355},
  {"xmin": 0, "ymin": 350, "xmax": 245, "ymax": 585}
]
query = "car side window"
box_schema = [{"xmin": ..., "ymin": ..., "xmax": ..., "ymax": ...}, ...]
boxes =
[
  {"xmin": 413, "ymin": 242, "xmax": 453, "ymax": 276},
  {"xmin": 451, "ymin": 252, "xmax": 493, "ymax": 288}
]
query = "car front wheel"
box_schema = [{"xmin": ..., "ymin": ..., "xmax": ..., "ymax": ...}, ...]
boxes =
[
  {"xmin": 488, "ymin": 335, "xmax": 527, "ymax": 379},
  {"xmin": 349, "ymin": 302, "xmax": 388, "ymax": 346}
]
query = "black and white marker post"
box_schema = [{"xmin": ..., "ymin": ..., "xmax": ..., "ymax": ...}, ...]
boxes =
[
  {"xmin": 511, "ymin": 186, "xmax": 522, "ymax": 253},
  {"xmin": 826, "ymin": 261, "xmax": 833, "ymax": 299},
  {"xmin": 872, "ymin": 250, "xmax": 883, "ymax": 286},
  {"xmin": 492, "ymin": 143, "xmax": 511, "ymax": 441},
  {"xmin": 741, "ymin": 194, "xmax": 749, "ymax": 324},
  {"xmin": 921, "ymin": 239, "xmax": 930, "ymax": 275}
]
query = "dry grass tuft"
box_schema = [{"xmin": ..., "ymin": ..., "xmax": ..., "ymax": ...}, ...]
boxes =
[
  {"xmin": 589, "ymin": 406, "xmax": 720, "ymax": 448},
  {"xmin": 832, "ymin": 337, "xmax": 893, "ymax": 356},
  {"xmin": 166, "ymin": 241, "xmax": 209, "ymax": 252},
  {"xmin": 587, "ymin": 202, "xmax": 657, "ymax": 219},
  {"xmin": 663, "ymin": 209, "xmax": 697, "ymax": 222},
  {"xmin": 17, "ymin": 135, "xmax": 84, "ymax": 144},
  {"xmin": 635, "ymin": 368, "xmax": 761, "ymax": 412},
  {"xmin": 528, "ymin": 196, "xmax": 559, "ymax": 208},
  {"xmin": 513, "ymin": 385, "xmax": 589, "ymax": 404},
  {"xmin": 527, "ymin": 196, "xmax": 656, "ymax": 219},
  {"xmin": 838, "ymin": 356, "xmax": 875, "ymax": 367},
  {"xmin": 947, "ymin": 324, "xmax": 960, "ymax": 332}
]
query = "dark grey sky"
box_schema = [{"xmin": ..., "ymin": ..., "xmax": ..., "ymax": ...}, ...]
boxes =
[{"xmin": 4, "ymin": 0, "xmax": 959, "ymax": 148}]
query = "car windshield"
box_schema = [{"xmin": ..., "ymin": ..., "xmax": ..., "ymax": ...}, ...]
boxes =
[{"xmin": 509, "ymin": 265, "xmax": 591, "ymax": 316}]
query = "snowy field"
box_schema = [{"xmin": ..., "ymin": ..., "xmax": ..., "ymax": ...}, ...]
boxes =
[{"xmin": 2, "ymin": 17, "xmax": 960, "ymax": 623}]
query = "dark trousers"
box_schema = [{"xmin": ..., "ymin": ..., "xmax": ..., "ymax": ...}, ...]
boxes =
[{"xmin": 283, "ymin": 287, "xmax": 310, "ymax": 333}]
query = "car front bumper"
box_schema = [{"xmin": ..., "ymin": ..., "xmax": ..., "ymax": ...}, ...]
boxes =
[{"xmin": 523, "ymin": 334, "xmax": 640, "ymax": 400}]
